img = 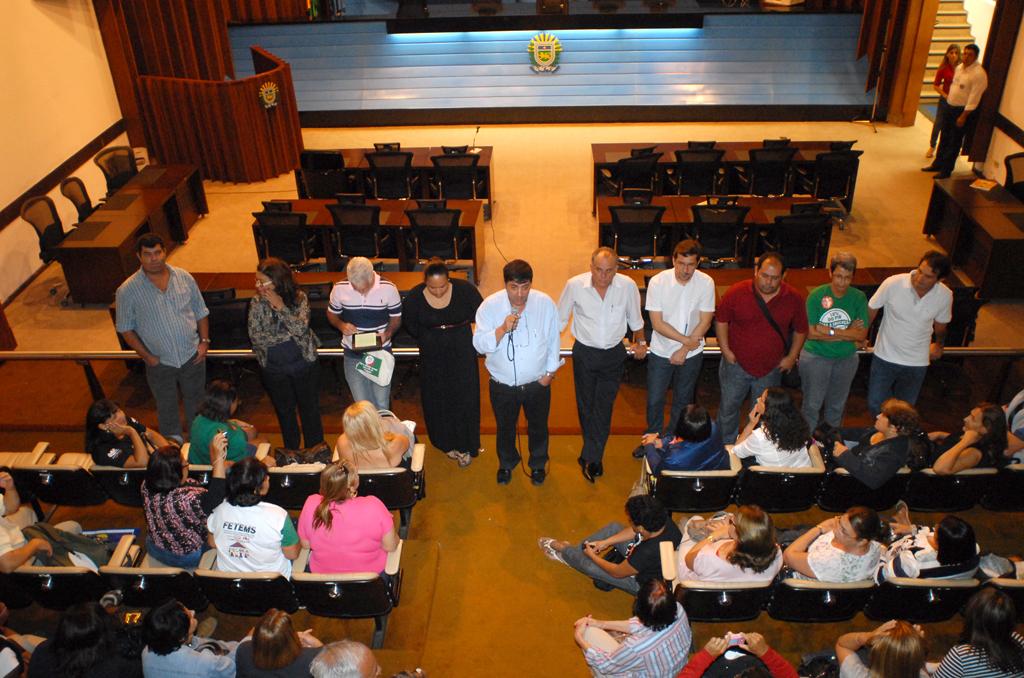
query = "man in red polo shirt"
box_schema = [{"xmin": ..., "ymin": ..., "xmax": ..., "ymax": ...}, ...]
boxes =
[{"xmin": 715, "ymin": 252, "xmax": 808, "ymax": 443}]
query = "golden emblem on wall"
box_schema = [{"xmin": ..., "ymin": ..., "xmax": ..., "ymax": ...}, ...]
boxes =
[
  {"xmin": 259, "ymin": 81, "xmax": 280, "ymax": 109},
  {"xmin": 528, "ymin": 33, "xmax": 562, "ymax": 73}
]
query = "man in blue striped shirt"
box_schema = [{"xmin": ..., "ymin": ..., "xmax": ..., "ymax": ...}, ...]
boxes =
[
  {"xmin": 115, "ymin": 234, "xmax": 209, "ymax": 442},
  {"xmin": 327, "ymin": 257, "xmax": 402, "ymax": 410}
]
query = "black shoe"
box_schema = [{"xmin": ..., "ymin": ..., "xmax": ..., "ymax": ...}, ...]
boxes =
[
  {"xmin": 935, "ymin": 172, "xmax": 951, "ymax": 179},
  {"xmin": 531, "ymin": 468, "xmax": 546, "ymax": 485},
  {"xmin": 921, "ymin": 165, "xmax": 940, "ymax": 172},
  {"xmin": 632, "ymin": 444, "xmax": 646, "ymax": 459},
  {"xmin": 592, "ymin": 579, "xmax": 615, "ymax": 592},
  {"xmin": 496, "ymin": 468, "xmax": 512, "ymax": 485},
  {"xmin": 582, "ymin": 462, "xmax": 603, "ymax": 483}
]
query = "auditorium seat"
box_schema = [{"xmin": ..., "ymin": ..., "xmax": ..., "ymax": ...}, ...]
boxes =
[
  {"xmin": 101, "ymin": 549, "xmax": 210, "ymax": 611},
  {"xmin": 766, "ymin": 577, "xmax": 874, "ymax": 623},
  {"xmin": 903, "ymin": 466, "xmax": 998, "ymax": 512},
  {"xmin": 661, "ymin": 542, "xmax": 772, "ymax": 622},
  {"xmin": 11, "ymin": 451, "xmax": 108, "ymax": 509},
  {"xmin": 358, "ymin": 444, "xmax": 426, "ymax": 539},
  {"xmin": 644, "ymin": 452, "xmax": 741, "ymax": 514},
  {"xmin": 194, "ymin": 549, "xmax": 299, "ymax": 615},
  {"xmin": 864, "ymin": 576, "xmax": 980, "ymax": 623},
  {"xmin": 11, "ymin": 534, "xmax": 134, "ymax": 610},
  {"xmin": 816, "ymin": 467, "xmax": 911, "ymax": 512},
  {"xmin": 981, "ymin": 463, "xmax": 1024, "ymax": 511},
  {"xmin": 733, "ymin": 445, "xmax": 826, "ymax": 512}
]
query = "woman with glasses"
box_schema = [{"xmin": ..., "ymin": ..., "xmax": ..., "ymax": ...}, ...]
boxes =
[
  {"xmin": 248, "ymin": 257, "xmax": 323, "ymax": 451},
  {"xmin": 783, "ymin": 506, "xmax": 883, "ymax": 582}
]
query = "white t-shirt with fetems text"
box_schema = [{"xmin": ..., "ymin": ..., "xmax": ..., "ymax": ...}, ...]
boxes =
[{"xmin": 207, "ymin": 501, "xmax": 297, "ymax": 577}]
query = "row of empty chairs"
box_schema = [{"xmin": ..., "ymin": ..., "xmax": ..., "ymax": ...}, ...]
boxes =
[
  {"xmin": 658, "ymin": 541, "xmax": 1024, "ymax": 624},
  {"xmin": 644, "ymin": 450, "xmax": 1024, "ymax": 514}
]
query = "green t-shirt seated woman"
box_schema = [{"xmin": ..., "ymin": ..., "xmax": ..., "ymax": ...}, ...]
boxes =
[{"xmin": 189, "ymin": 380, "xmax": 260, "ymax": 464}]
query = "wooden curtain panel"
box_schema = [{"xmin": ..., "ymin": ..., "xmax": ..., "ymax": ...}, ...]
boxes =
[
  {"xmin": 139, "ymin": 48, "xmax": 302, "ymax": 182},
  {"xmin": 121, "ymin": 0, "xmax": 234, "ymax": 80},
  {"xmin": 969, "ymin": 0, "xmax": 1024, "ymax": 161},
  {"xmin": 227, "ymin": 0, "xmax": 309, "ymax": 22}
]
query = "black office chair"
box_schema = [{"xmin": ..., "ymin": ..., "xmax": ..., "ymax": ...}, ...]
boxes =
[
  {"xmin": 303, "ymin": 169, "xmax": 355, "ymax": 199},
  {"xmin": 692, "ymin": 204, "xmax": 751, "ymax": 267},
  {"xmin": 336, "ymin": 193, "xmax": 366, "ymax": 205},
  {"xmin": 201, "ymin": 288, "xmax": 236, "ymax": 305},
  {"xmin": 366, "ymin": 152, "xmax": 416, "ymax": 199},
  {"xmin": 630, "ymin": 146, "xmax": 658, "ymax": 157},
  {"xmin": 59, "ymin": 177, "xmax": 95, "ymax": 222},
  {"xmin": 430, "ymin": 154, "xmax": 483, "ymax": 199},
  {"xmin": 1005, "ymin": 152, "xmax": 1024, "ymax": 202},
  {"xmin": 407, "ymin": 208, "xmax": 463, "ymax": 262},
  {"xmin": 373, "ymin": 142, "xmax": 401, "ymax": 151},
  {"xmin": 790, "ymin": 201, "xmax": 825, "ymax": 215},
  {"xmin": 608, "ymin": 204, "xmax": 666, "ymax": 269},
  {"xmin": 300, "ymin": 150, "xmax": 345, "ymax": 170},
  {"xmin": 705, "ymin": 195, "xmax": 739, "ymax": 206},
  {"xmin": 603, "ymin": 154, "xmax": 662, "ymax": 196},
  {"xmin": 763, "ymin": 213, "xmax": 833, "ymax": 269},
  {"xmin": 416, "ymin": 199, "xmax": 447, "ymax": 210},
  {"xmin": 687, "ymin": 141, "xmax": 716, "ymax": 150},
  {"xmin": 261, "ymin": 200, "xmax": 292, "ymax": 212},
  {"xmin": 830, "ymin": 140, "xmax": 856, "ymax": 151},
  {"xmin": 93, "ymin": 146, "xmax": 138, "ymax": 196},
  {"xmin": 797, "ymin": 150, "xmax": 863, "ymax": 225},
  {"xmin": 762, "ymin": 138, "xmax": 791, "ymax": 148},
  {"xmin": 205, "ymin": 298, "xmax": 252, "ymax": 350},
  {"xmin": 442, "ymin": 145, "xmax": 468, "ymax": 155},
  {"xmin": 251, "ymin": 211, "xmax": 318, "ymax": 269},
  {"xmin": 20, "ymin": 196, "xmax": 69, "ymax": 264},
  {"xmin": 669, "ymin": 149, "xmax": 725, "ymax": 196},
  {"xmin": 621, "ymin": 189, "xmax": 653, "ymax": 205},
  {"xmin": 326, "ymin": 203, "xmax": 385, "ymax": 260},
  {"xmin": 743, "ymin": 147, "xmax": 797, "ymax": 196}
]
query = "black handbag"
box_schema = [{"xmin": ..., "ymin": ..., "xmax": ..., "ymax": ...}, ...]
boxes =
[
  {"xmin": 752, "ymin": 290, "xmax": 801, "ymax": 389},
  {"xmin": 273, "ymin": 441, "xmax": 333, "ymax": 466}
]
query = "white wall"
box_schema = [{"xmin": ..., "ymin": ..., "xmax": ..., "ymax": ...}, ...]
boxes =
[
  {"xmin": 980, "ymin": 8, "xmax": 1024, "ymax": 182},
  {"xmin": 964, "ymin": 0, "xmax": 995, "ymax": 55},
  {"xmin": 0, "ymin": 0, "xmax": 123, "ymax": 302}
]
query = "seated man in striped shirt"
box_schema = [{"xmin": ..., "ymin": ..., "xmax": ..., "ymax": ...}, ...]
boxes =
[{"xmin": 327, "ymin": 257, "xmax": 402, "ymax": 410}]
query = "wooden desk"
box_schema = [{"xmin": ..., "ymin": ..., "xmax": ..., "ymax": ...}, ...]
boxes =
[
  {"xmin": 295, "ymin": 146, "xmax": 495, "ymax": 215},
  {"xmin": 56, "ymin": 165, "xmax": 206, "ymax": 304},
  {"xmin": 264, "ymin": 198, "xmax": 485, "ymax": 280},
  {"xmin": 591, "ymin": 141, "xmax": 852, "ymax": 215},
  {"xmin": 922, "ymin": 177, "xmax": 1024, "ymax": 298}
]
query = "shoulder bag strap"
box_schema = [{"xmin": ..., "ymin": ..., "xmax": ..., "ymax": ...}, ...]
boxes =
[{"xmin": 753, "ymin": 291, "xmax": 791, "ymax": 353}]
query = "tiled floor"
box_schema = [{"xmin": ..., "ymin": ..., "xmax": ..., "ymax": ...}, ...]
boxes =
[{"xmin": 6, "ymin": 114, "xmax": 1024, "ymax": 350}]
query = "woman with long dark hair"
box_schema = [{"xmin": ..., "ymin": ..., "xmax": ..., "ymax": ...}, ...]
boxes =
[
  {"xmin": 189, "ymin": 380, "xmax": 271, "ymax": 465},
  {"xmin": 934, "ymin": 588, "xmax": 1024, "ymax": 677},
  {"xmin": 676, "ymin": 505, "xmax": 782, "ymax": 582},
  {"xmin": 732, "ymin": 387, "xmax": 814, "ymax": 467},
  {"xmin": 401, "ymin": 259, "xmax": 483, "ymax": 467},
  {"xmin": 29, "ymin": 602, "xmax": 141, "ymax": 677},
  {"xmin": 85, "ymin": 398, "xmax": 168, "ymax": 468},
  {"xmin": 297, "ymin": 460, "xmax": 399, "ymax": 574},
  {"xmin": 235, "ymin": 609, "xmax": 322, "ymax": 677},
  {"xmin": 878, "ymin": 512, "xmax": 979, "ymax": 581},
  {"xmin": 930, "ymin": 402, "xmax": 1009, "ymax": 474},
  {"xmin": 248, "ymin": 257, "xmax": 323, "ymax": 451}
]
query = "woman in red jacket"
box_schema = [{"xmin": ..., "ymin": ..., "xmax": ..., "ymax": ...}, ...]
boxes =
[{"xmin": 927, "ymin": 44, "xmax": 961, "ymax": 158}]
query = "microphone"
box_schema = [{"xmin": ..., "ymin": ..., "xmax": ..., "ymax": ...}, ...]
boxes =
[{"xmin": 470, "ymin": 125, "xmax": 481, "ymax": 154}]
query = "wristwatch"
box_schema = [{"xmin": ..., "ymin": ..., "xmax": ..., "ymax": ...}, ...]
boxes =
[
  {"xmin": 200, "ymin": 337, "xmax": 211, "ymax": 344},
  {"xmin": 828, "ymin": 327, "xmax": 836, "ymax": 337}
]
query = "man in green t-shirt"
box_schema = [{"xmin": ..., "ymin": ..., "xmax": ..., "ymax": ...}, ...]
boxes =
[{"xmin": 798, "ymin": 252, "xmax": 869, "ymax": 429}]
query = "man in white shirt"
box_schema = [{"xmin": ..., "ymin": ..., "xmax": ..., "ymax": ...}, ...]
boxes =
[
  {"xmin": 924, "ymin": 42, "xmax": 987, "ymax": 179},
  {"xmin": 558, "ymin": 247, "xmax": 647, "ymax": 483},
  {"xmin": 638, "ymin": 240, "xmax": 715, "ymax": 456},
  {"xmin": 473, "ymin": 260, "xmax": 562, "ymax": 486},
  {"xmin": 866, "ymin": 251, "xmax": 952, "ymax": 415}
]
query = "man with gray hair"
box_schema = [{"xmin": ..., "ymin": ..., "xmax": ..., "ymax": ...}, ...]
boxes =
[
  {"xmin": 310, "ymin": 640, "xmax": 381, "ymax": 678},
  {"xmin": 327, "ymin": 257, "xmax": 402, "ymax": 409},
  {"xmin": 798, "ymin": 252, "xmax": 869, "ymax": 429}
]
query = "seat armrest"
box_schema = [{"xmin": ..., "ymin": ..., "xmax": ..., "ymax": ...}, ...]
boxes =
[
  {"xmin": 385, "ymin": 540, "xmax": 404, "ymax": 576},
  {"xmin": 180, "ymin": 443, "xmax": 190, "ymax": 460},
  {"xmin": 660, "ymin": 540, "xmax": 677, "ymax": 584},
  {"xmin": 881, "ymin": 576, "xmax": 979, "ymax": 588},
  {"xmin": 410, "ymin": 444, "xmax": 425, "ymax": 473},
  {"xmin": 808, "ymin": 444, "xmax": 826, "ymax": 470},
  {"xmin": 197, "ymin": 549, "xmax": 217, "ymax": 570},
  {"xmin": 256, "ymin": 442, "xmax": 271, "ymax": 461},
  {"xmin": 32, "ymin": 442, "xmax": 51, "ymax": 459},
  {"xmin": 107, "ymin": 535, "xmax": 137, "ymax": 567},
  {"xmin": 921, "ymin": 467, "xmax": 998, "ymax": 477},
  {"xmin": 728, "ymin": 450, "xmax": 742, "ymax": 473},
  {"xmin": 294, "ymin": 547, "xmax": 311, "ymax": 573}
]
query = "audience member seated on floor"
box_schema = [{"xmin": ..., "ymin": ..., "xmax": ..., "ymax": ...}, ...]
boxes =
[
  {"xmin": 85, "ymin": 398, "xmax": 168, "ymax": 468},
  {"xmin": 297, "ymin": 460, "xmax": 399, "ymax": 574},
  {"xmin": 28, "ymin": 601, "xmax": 142, "ymax": 678},
  {"xmin": 334, "ymin": 401, "xmax": 412, "ymax": 470},
  {"xmin": 676, "ymin": 505, "xmax": 783, "ymax": 583},
  {"xmin": 310, "ymin": 640, "xmax": 381, "ymax": 678},
  {"xmin": 142, "ymin": 599, "xmax": 238, "ymax": 678},
  {"xmin": 829, "ymin": 399, "xmax": 922, "ymax": 489},
  {"xmin": 573, "ymin": 577, "xmax": 692, "ymax": 677},
  {"xmin": 142, "ymin": 437, "xmax": 227, "ymax": 569},
  {"xmin": 928, "ymin": 402, "xmax": 1009, "ymax": 474},
  {"xmin": 539, "ymin": 495, "xmax": 682, "ymax": 595},
  {"xmin": 732, "ymin": 388, "xmax": 815, "ymax": 468},
  {"xmin": 189, "ymin": 380, "xmax": 273, "ymax": 466},
  {"xmin": 783, "ymin": 507, "xmax": 883, "ymax": 582},
  {"xmin": 235, "ymin": 608, "xmax": 323, "ymax": 678},
  {"xmin": 208, "ymin": 457, "xmax": 300, "ymax": 576},
  {"xmin": 835, "ymin": 620, "xmax": 927, "ymax": 678},
  {"xmin": 933, "ymin": 587, "xmax": 1024, "ymax": 677},
  {"xmin": 877, "ymin": 505, "xmax": 979, "ymax": 582},
  {"xmin": 639, "ymin": 404, "xmax": 729, "ymax": 474},
  {"xmin": 678, "ymin": 631, "xmax": 797, "ymax": 678},
  {"xmin": 0, "ymin": 469, "xmax": 94, "ymax": 572}
]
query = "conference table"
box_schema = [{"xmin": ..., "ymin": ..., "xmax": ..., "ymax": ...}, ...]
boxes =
[
  {"xmin": 921, "ymin": 177, "xmax": 1024, "ymax": 299},
  {"xmin": 56, "ymin": 165, "xmax": 207, "ymax": 304},
  {"xmin": 591, "ymin": 141, "xmax": 855, "ymax": 214},
  {"xmin": 268, "ymin": 198, "xmax": 485, "ymax": 280},
  {"xmin": 295, "ymin": 146, "xmax": 495, "ymax": 216}
]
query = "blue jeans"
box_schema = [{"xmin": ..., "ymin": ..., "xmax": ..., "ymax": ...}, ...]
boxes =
[
  {"xmin": 718, "ymin": 359, "xmax": 780, "ymax": 444},
  {"xmin": 343, "ymin": 353, "xmax": 391, "ymax": 410},
  {"xmin": 557, "ymin": 522, "xmax": 639, "ymax": 595},
  {"xmin": 798, "ymin": 350, "xmax": 859, "ymax": 429},
  {"xmin": 867, "ymin": 355, "xmax": 927, "ymax": 416},
  {"xmin": 646, "ymin": 352, "xmax": 704, "ymax": 436},
  {"xmin": 146, "ymin": 537, "xmax": 203, "ymax": 569}
]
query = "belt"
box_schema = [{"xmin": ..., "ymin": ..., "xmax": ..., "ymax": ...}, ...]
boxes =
[{"xmin": 430, "ymin": 320, "xmax": 472, "ymax": 331}]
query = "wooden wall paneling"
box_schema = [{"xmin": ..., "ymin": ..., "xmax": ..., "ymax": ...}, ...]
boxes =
[
  {"xmin": 886, "ymin": 0, "xmax": 938, "ymax": 126},
  {"xmin": 92, "ymin": 0, "xmax": 146, "ymax": 146},
  {"xmin": 858, "ymin": 0, "xmax": 886, "ymax": 89},
  {"xmin": 970, "ymin": 0, "xmax": 1024, "ymax": 161},
  {"xmin": 122, "ymin": 0, "xmax": 233, "ymax": 80},
  {"xmin": 228, "ymin": 0, "xmax": 309, "ymax": 22}
]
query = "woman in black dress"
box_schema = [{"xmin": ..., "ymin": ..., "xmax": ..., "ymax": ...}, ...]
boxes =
[{"xmin": 402, "ymin": 259, "xmax": 483, "ymax": 467}]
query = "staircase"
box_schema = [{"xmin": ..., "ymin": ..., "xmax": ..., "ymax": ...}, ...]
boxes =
[{"xmin": 920, "ymin": 0, "xmax": 975, "ymax": 109}]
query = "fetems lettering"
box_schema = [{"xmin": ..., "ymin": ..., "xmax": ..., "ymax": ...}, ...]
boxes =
[{"xmin": 222, "ymin": 522, "xmax": 256, "ymax": 534}]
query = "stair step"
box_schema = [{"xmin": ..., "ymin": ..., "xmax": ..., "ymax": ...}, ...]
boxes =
[{"xmin": 935, "ymin": 10, "xmax": 967, "ymax": 24}]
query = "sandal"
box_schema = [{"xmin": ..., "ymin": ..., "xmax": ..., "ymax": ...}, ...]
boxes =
[{"xmin": 445, "ymin": 450, "xmax": 472, "ymax": 467}]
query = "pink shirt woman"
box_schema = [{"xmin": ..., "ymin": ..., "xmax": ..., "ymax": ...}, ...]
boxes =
[{"xmin": 297, "ymin": 461, "xmax": 399, "ymax": 573}]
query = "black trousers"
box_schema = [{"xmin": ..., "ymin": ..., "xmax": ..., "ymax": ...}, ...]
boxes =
[
  {"xmin": 489, "ymin": 379, "xmax": 551, "ymax": 471},
  {"xmin": 261, "ymin": 361, "xmax": 324, "ymax": 449},
  {"xmin": 934, "ymin": 104, "xmax": 970, "ymax": 174},
  {"xmin": 572, "ymin": 341, "xmax": 626, "ymax": 464}
]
